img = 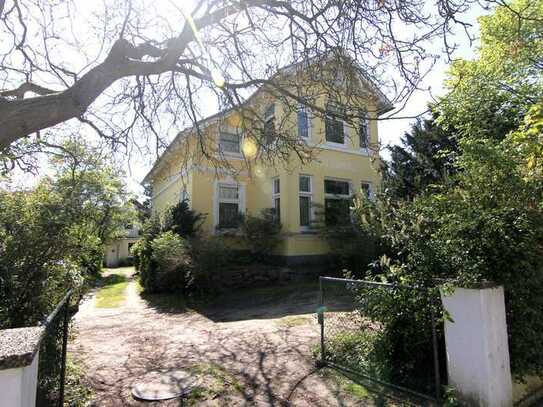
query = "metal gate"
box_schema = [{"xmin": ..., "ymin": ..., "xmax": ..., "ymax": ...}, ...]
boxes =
[{"xmin": 317, "ymin": 276, "xmax": 443, "ymax": 403}]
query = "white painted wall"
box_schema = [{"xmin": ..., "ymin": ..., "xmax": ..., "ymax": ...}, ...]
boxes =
[
  {"xmin": 441, "ymin": 286, "xmax": 513, "ymax": 407},
  {"xmin": 0, "ymin": 351, "xmax": 39, "ymax": 407}
]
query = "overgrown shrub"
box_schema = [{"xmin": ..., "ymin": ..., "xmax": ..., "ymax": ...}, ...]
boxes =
[
  {"xmin": 189, "ymin": 236, "xmax": 231, "ymax": 294},
  {"xmin": 353, "ymin": 134, "xmax": 543, "ymax": 379},
  {"xmin": 240, "ymin": 209, "xmax": 281, "ymax": 261},
  {"xmin": 163, "ymin": 200, "xmax": 205, "ymax": 238},
  {"xmin": 134, "ymin": 215, "xmax": 162, "ymax": 292},
  {"xmin": 149, "ymin": 231, "xmax": 192, "ymax": 292},
  {"xmin": 135, "ymin": 203, "xmax": 205, "ymax": 293}
]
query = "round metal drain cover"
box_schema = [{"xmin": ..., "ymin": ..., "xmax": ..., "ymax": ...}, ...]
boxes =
[{"xmin": 131, "ymin": 369, "xmax": 198, "ymax": 401}]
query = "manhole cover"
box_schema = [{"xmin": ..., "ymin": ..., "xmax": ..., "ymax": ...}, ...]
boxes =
[{"xmin": 131, "ymin": 369, "xmax": 198, "ymax": 401}]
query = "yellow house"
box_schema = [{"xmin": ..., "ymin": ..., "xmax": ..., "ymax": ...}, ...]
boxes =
[{"xmin": 142, "ymin": 53, "xmax": 393, "ymax": 265}]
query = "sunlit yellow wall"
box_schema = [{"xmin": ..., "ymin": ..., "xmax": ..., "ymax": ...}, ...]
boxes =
[{"xmin": 148, "ymin": 61, "xmax": 383, "ymax": 259}]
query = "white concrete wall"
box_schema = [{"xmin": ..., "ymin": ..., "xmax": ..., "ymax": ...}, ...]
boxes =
[
  {"xmin": 0, "ymin": 351, "xmax": 39, "ymax": 407},
  {"xmin": 441, "ymin": 286, "xmax": 513, "ymax": 407}
]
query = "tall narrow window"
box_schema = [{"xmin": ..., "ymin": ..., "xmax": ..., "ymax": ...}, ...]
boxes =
[
  {"xmin": 324, "ymin": 179, "xmax": 351, "ymax": 226},
  {"xmin": 297, "ymin": 104, "xmax": 310, "ymax": 139},
  {"xmin": 299, "ymin": 175, "xmax": 312, "ymax": 228},
  {"xmin": 217, "ymin": 184, "xmax": 240, "ymax": 228},
  {"xmin": 325, "ymin": 103, "xmax": 345, "ymax": 144},
  {"xmin": 219, "ymin": 131, "xmax": 241, "ymax": 154},
  {"xmin": 264, "ymin": 103, "xmax": 275, "ymax": 144},
  {"xmin": 272, "ymin": 177, "xmax": 280, "ymax": 223},
  {"xmin": 359, "ymin": 109, "xmax": 370, "ymax": 151}
]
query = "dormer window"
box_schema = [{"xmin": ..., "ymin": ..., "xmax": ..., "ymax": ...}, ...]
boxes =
[
  {"xmin": 219, "ymin": 131, "xmax": 241, "ymax": 154},
  {"xmin": 325, "ymin": 103, "xmax": 346, "ymax": 144},
  {"xmin": 264, "ymin": 103, "xmax": 275, "ymax": 144},
  {"xmin": 359, "ymin": 109, "xmax": 370, "ymax": 151}
]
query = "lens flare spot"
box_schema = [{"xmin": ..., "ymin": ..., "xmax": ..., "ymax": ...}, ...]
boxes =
[
  {"xmin": 242, "ymin": 138, "xmax": 257, "ymax": 158},
  {"xmin": 211, "ymin": 69, "xmax": 225, "ymax": 88}
]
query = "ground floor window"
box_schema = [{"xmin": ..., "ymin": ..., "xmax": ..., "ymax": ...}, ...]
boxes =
[
  {"xmin": 217, "ymin": 184, "xmax": 241, "ymax": 229},
  {"xmin": 272, "ymin": 178, "xmax": 280, "ymax": 223},
  {"xmin": 299, "ymin": 175, "xmax": 312, "ymax": 228},
  {"xmin": 324, "ymin": 179, "xmax": 351, "ymax": 226}
]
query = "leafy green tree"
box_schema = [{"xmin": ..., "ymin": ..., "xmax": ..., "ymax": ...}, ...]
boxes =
[
  {"xmin": 355, "ymin": 129, "xmax": 543, "ymax": 377},
  {"xmin": 437, "ymin": 0, "xmax": 543, "ymax": 140},
  {"xmin": 384, "ymin": 115, "xmax": 458, "ymax": 200},
  {"xmin": 0, "ymin": 142, "xmax": 132, "ymax": 328}
]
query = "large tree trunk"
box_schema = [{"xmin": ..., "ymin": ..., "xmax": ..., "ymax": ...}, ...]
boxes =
[{"xmin": 0, "ymin": 40, "xmax": 145, "ymax": 150}]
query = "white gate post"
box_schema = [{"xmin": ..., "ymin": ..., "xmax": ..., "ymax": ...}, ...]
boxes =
[
  {"xmin": 0, "ymin": 327, "xmax": 43, "ymax": 407},
  {"xmin": 441, "ymin": 285, "xmax": 513, "ymax": 407}
]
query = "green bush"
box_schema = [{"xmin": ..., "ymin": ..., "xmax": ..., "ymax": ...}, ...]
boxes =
[
  {"xmin": 240, "ymin": 209, "xmax": 281, "ymax": 261},
  {"xmin": 189, "ymin": 237, "xmax": 231, "ymax": 294},
  {"xmin": 150, "ymin": 231, "xmax": 192, "ymax": 292},
  {"xmin": 164, "ymin": 200, "xmax": 205, "ymax": 238},
  {"xmin": 326, "ymin": 329, "xmax": 392, "ymax": 381},
  {"xmin": 134, "ymin": 215, "xmax": 162, "ymax": 291},
  {"xmin": 354, "ymin": 135, "xmax": 543, "ymax": 379}
]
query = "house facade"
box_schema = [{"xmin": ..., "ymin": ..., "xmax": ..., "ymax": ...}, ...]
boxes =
[
  {"xmin": 104, "ymin": 224, "xmax": 140, "ymax": 268},
  {"xmin": 143, "ymin": 54, "xmax": 393, "ymax": 265}
]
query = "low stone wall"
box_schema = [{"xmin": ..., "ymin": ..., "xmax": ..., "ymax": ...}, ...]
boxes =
[{"xmin": 210, "ymin": 263, "xmax": 324, "ymax": 289}]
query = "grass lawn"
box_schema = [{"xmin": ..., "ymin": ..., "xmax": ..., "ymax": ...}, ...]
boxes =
[{"xmin": 95, "ymin": 267, "xmax": 133, "ymax": 308}]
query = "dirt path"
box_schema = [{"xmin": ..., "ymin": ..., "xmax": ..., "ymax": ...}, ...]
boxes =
[{"xmin": 70, "ymin": 270, "xmax": 387, "ymax": 406}]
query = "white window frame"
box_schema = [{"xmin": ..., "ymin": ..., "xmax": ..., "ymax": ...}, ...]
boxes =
[
  {"xmin": 324, "ymin": 177, "xmax": 353, "ymax": 225},
  {"xmin": 324, "ymin": 178, "xmax": 352, "ymax": 199},
  {"xmin": 324, "ymin": 103, "xmax": 349, "ymax": 148},
  {"xmin": 298, "ymin": 174, "xmax": 313, "ymax": 231},
  {"xmin": 297, "ymin": 103, "xmax": 312, "ymax": 140},
  {"xmin": 272, "ymin": 177, "xmax": 280, "ymax": 222},
  {"xmin": 217, "ymin": 126, "xmax": 243, "ymax": 158},
  {"xmin": 213, "ymin": 180, "xmax": 246, "ymax": 231},
  {"xmin": 358, "ymin": 109, "xmax": 370, "ymax": 155}
]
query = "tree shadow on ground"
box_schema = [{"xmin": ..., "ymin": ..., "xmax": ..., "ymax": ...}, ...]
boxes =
[{"xmin": 138, "ymin": 279, "xmax": 354, "ymax": 323}]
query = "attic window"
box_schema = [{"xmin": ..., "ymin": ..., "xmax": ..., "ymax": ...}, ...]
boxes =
[{"xmin": 219, "ymin": 131, "xmax": 240, "ymax": 154}]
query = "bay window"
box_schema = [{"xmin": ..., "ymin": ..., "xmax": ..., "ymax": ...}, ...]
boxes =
[
  {"xmin": 299, "ymin": 175, "xmax": 312, "ymax": 228},
  {"xmin": 272, "ymin": 177, "xmax": 280, "ymax": 223},
  {"xmin": 324, "ymin": 179, "xmax": 351, "ymax": 226},
  {"xmin": 217, "ymin": 184, "xmax": 241, "ymax": 229}
]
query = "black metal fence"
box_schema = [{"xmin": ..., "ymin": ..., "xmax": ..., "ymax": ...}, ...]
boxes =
[
  {"xmin": 36, "ymin": 290, "xmax": 73, "ymax": 407},
  {"xmin": 317, "ymin": 276, "xmax": 443, "ymax": 403}
]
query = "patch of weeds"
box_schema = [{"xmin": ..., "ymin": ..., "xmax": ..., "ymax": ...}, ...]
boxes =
[
  {"xmin": 185, "ymin": 363, "xmax": 245, "ymax": 404},
  {"xmin": 63, "ymin": 356, "xmax": 93, "ymax": 407},
  {"xmin": 276, "ymin": 315, "xmax": 311, "ymax": 328},
  {"xmin": 319, "ymin": 368, "xmax": 371, "ymax": 400},
  {"xmin": 325, "ymin": 330, "xmax": 392, "ymax": 381},
  {"xmin": 95, "ymin": 273, "xmax": 129, "ymax": 308}
]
